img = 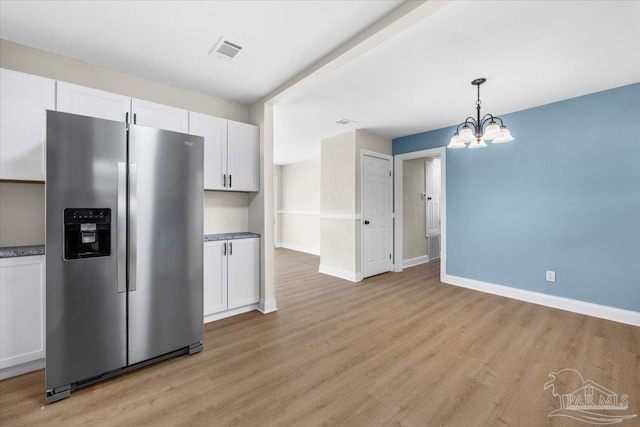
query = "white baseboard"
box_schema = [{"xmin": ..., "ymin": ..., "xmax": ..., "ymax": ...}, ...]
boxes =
[
  {"xmin": 274, "ymin": 243, "xmax": 282, "ymax": 248},
  {"xmin": 204, "ymin": 304, "xmax": 259, "ymax": 324},
  {"xmin": 319, "ymin": 264, "xmax": 361, "ymax": 282},
  {"xmin": 442, "ymin": 274, "xmax": 640, "ymax": 327},
  {"xmin": 403, "ymin": 255, "xmax": 429, "ymax": 268},
  {"xmin": 0, "ymin": 358, "xmax": 44, "ymax": 380},
  {"xmin": 258, "ymin": 298, "xmax": 278, "ymax": 314},
  {"xmin": 278, "ymin": 242, "xmax": 320, "ymax": 256}
]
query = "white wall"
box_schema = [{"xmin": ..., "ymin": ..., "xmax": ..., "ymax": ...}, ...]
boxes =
[
  {"xmin": 203, "ymin": 192, "xmax": 250, "ymax": 235},
  {"xmin": 0, "ymin": 183, "xmax": 45, "ymax": 246},
  {"xmin": 279, "ymin": 158, "xmax": 320, "ymax": 255},
  {"xmin": 320, "ymin": 131, "xmax": 357, "ymax": 275},
  {"xmin": 319, "ymin": 130, "xmax": 391, "ymax": 280},
  {"xmin": 0, "ymin": 39, "xmax": 251, "ymax": 245}
]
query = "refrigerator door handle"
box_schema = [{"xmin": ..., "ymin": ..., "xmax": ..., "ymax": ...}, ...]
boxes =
[
  {"xmin": 117, "ymin": 162, "xmax": 127, "ymax": 293},
  {"xmin": 129, "ymin": 162, "xmax": 138, "ymax": 291}
]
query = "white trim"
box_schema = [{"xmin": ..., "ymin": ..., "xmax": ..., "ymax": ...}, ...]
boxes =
[
  {"xmin": 319, "ymin": 264, "xmax": 362, "ymax": 282},
  {"xmin": 204, "ymin": 304, "xmax": 259, "ymax": 324},
  {"xmin": 277, "ymin": 210, "xmax": 320, "ymax": 216},
  {"xmin": 278, "ymin": 242, "xmax": 320, "ymax": 256},
  {"xmin": 403, "ymin": 255, "xmax": 430, "ymax": 268},
  {"xmin": 442, "ymin": 274, "xmax": 640, "ymax": 327},
  {"xmin": 360, "ymin": 150, "xmax": 394, "ymax": 279},
  {"xmin": 394, "ymin": 147, "xmax": 446, "ymax": 282},
  {"xmin": 274, "ymin": 243, "xmax": 282, "ymax": 248},
  {"xmin": 319, "ymin": 212, "xmax": 361, "ymax": 220},
  {"xmin": 274, "ymin": 175, "xmax": 279, "ymax": 247},
  {"xmin": 258, "ymin": 297, "xmax": 278, "ymax": 314},
  {"xmin": 0, "ymin": 358, "xmax": 44, "ymax": 380}
]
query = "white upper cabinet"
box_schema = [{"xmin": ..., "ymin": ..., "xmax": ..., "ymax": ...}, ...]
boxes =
[
  {"xmin": 189, "ymin": 112, "xmax": 228, "ymax": 190},
  {"xmin": 0, "ymin": 68, "xmax": 55, "ymax": 181},
  {"xmin": 188, "ymin": 114, "xmax": 259, "ymax": 192},
  {"xmin": 57, "ymin": 81, "xmax": 130, "ymax": 122},
  {"xmin": 132, "ymin": 98, "xmax": 188, "ymax": 133},
  {"xmin": 227, "ymin": 120, "xmax": 259, "ymax": 192}
]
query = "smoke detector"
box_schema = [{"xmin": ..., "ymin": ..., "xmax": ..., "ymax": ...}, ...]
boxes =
[
  {"xmin": 210, "ymin": 37, "xmax": 242, "ymax": 61},
  {"xmin": 336, "ymin": 118, "xmax": 356, "ymax": 125}
]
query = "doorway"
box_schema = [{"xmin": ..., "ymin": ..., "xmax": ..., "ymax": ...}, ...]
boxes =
[
  {"xmin": 425, "ymin": 158, "xmax": 441, "ymax": 261},
  {"xmin": 394, "ymin": 147, "xmax": 446, "ymax": 279}
]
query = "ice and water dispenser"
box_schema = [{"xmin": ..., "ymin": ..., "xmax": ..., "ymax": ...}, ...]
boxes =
[{"xmin": 63, "ymin": 208, "xmax": 111, "ymax": 260}]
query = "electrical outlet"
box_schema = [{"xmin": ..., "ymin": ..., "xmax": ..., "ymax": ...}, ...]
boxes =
[{"xmin": 546, "ymin": 270, "xmax": 556, "ymax": 283}]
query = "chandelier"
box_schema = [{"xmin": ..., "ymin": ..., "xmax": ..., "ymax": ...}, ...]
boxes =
[{"xmin": 447, "ymin": 78, "xmax": 514, "ymax": 149}]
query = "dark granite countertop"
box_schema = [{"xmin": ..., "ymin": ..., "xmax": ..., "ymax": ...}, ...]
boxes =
[
  {"xmin": 1, "ymin": 233, "xmax": 260, "ymax": 258},
  {"xmin": 204, "ymin": 232, "xmax": 261, "ymax": 242},
  {"xmin": 0, "ymin": 245, "xmax": 45, "ymax": 258}
]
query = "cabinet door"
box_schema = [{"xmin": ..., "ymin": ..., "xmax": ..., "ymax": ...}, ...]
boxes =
[
  {"xmin": 0, "ymin": 69, "xmax": 55, "ymax": 181},
  {"xmin": 57, "ymin": 81, "xmax": 130, "ymax": 122},
  {"xmin": 0, "ymin": 256, "xmax": 45, "ymax": 375},
  {"xmin": 227, "ymin": 121, "xmax": 259, "ymax": 192},
  {"xmin": 227, "ymin": 238, "xmax": 259, "ymax": 309},
  {"xmin": 203, "ymin": 241, "xmax": 228, "ymax": 316},
  {"xmin": 132, "ymin": 98, "xmax": 188, "ymax": 133},
  {"xmin": 190, "ymin": 112, "xmax": 228, "ymax": 190}
]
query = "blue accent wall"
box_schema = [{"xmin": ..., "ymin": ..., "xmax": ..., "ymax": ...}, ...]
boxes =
[{"xmin": 393, "ymin": 83, "xmax": 640, "ymax": 312}]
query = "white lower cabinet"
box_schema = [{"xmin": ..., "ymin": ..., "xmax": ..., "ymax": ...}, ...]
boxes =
[
  {"xmin": 203, "ymin": 237, "xmax": 259, "ymax": 320},
  {"xmin": 0, "ymin": 256, "xmax": 45, "ymax": 379},
  {"xmin": 203, "ymin": 240, "xmax": 227, "ymax": 315}
]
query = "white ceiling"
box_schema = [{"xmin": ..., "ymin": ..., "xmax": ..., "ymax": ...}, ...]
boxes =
[
  {"xmin": 0, "ymin": 0, "xmax": 403, "ymax": 105},
  {"xmin": 2, "ymin": 1, "xmax": 639, "ymax": 166},
  {"xmin": 274, "ymin": 0, "xmax": 640, "ymax": 164}
]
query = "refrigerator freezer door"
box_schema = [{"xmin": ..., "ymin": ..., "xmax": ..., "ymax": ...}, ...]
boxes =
[
  {"xmin": 46, "ymin": 111, "xmax": 127, "ymax": 391},
  {"xmin": 128, "ymin": 125, "xmax": 204, "ymax": 365}
]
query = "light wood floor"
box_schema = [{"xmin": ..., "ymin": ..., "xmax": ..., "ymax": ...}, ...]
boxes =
[{"xmin": 1, "ymin": 249, "xmax": 639, "ymax": 426}]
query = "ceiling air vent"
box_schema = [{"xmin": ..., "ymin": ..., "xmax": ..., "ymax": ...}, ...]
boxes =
[
  {"xmin": 336, "ymin": 118, "xmax": 356, "ymax": 125},
  {"xmin": 210, "ymin": 37, "xmax": 242, "ymax": 60}
]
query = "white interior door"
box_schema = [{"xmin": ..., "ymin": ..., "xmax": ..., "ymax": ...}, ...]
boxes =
[
  {"xmin": 425, "ymin": 159, "xmax": 441, "ymax": 259},
  {"xmin": 362, "ymin": 154, "xmax": 393, "ymax": 278}
]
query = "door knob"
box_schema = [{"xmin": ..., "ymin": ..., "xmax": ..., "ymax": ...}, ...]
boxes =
[{"xmin": 364, "ymin": 220, "xmax": 370, "ymax": 225}]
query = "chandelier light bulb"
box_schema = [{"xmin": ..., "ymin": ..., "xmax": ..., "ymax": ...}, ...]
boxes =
[
  {"xmin": 458, "ymin": 126, "xmax": 475, "ymax": 143},
  {"xmin": 447, "ymin": 133, "xmax": 466, "ymax": 149},
  {"xmin": 492, "ymin": 126, "xmax": 514, "ymax": 143},
  {"xmin": 468, "ymin": 138, "xmax": 487, "ymax": 149},
  {"xmin": 482, "ymin": 122, "xmax": 502, "ymax": 140}
]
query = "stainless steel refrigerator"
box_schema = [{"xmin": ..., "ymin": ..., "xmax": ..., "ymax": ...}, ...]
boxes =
[{"xmin": 45, "ymin": 111, "xmax": 204, "ymax": 404}]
